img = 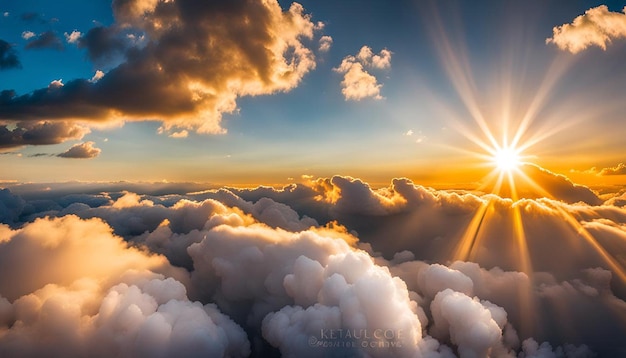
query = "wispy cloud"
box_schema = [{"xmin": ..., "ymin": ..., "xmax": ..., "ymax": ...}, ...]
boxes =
[{"xmin": 24, "ymin": 31, "xmax": 64, "ymax": 51}]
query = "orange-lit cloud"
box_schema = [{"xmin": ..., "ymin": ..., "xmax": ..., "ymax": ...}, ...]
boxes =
[
  {"xmin": 547, "ymin": 5, "xmax": 626, "ymax": 53},
  {"xmin": 0, "ymin": 0, "xmax": 323, "ymax": 143},
  {"xmin": 598, "ymin": 162, "xmax": 626, "ymax": 176},
  {"xmin": 0, "ymin": 121, "xmax": 89, "ymax": 150},
  {"xmin": 57, "ymin": 141, "xmax": 101, "ymax": 159}
]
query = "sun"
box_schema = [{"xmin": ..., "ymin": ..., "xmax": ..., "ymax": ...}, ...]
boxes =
[{"xmin": 492, "ymin": 146, "xmax": 521, "ymax": 172}]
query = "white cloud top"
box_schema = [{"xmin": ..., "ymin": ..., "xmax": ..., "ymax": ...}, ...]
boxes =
[
  {"xmin": 334, "ymin": 46, "xmax": 392, "ymax": 101},
  {"xmin": 547, "ymin": 5, "xmax": 626, "ymax": 53}
]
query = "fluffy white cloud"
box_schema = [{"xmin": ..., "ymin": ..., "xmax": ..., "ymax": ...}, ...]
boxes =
[
  {"xmin": 334, "ymin": 46, "xmax": 392, "ymax": 101},
  {"xmin": 318, "ymin": 35, "xmax": 333, "ymax": 52},
  {"xmin": 21, "ymin": 31, "xmax": 35, "ymax": 40},
  {"xmin": 547, "ymin": 5, "xmax": 626, "ymax": 53},
  {"xmin": 0, "ymin": 175, "xmax": 624, "ymax": 356},
  {"xmin": 0, "ymin": 216, "xmax": 249, "ymax": 357},
  {"xmin": 64, "ymin": 30, "xmax": 82, "ymax": 44}
]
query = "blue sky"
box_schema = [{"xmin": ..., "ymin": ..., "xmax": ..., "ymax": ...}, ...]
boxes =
[{"xmin": 1, "ymin": 0, "xmax": 626, "ymax": 186}]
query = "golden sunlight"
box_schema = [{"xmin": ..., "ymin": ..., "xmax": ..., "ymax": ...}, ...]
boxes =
[{"xmin": 492, "ymin": 146, "xmax": 521, "ymax": 173}]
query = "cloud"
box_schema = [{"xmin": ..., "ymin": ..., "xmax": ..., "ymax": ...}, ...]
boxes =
[
  {"xmin": 89, "ymin": 70, "xmax": 105, "ymax": 83},
  {"xmin": 498, "ymin": 164, "xmax": 602, "ymax": 205},
  {"xmin": 19, "ymin": 12, "xmax": 41, "ymax": 22},
  {"xmin": 1, "ymin": 176, "xmax": 625, "ymax": 356},
  {"xmin": 168, "ymin": 130, "xmax": 188, "ymax": 138},
  {"xmin": 334, "ymin": 46, "xmax": 391, "ymax": 101},
  {"xmin": 0, "ymin": 121, "xmax": 89, "ymax": 150},
  {"xmin": 0, "ymin": 0, "xmax": 323, "ymax": 140},
  {"xmin": 24, "ymin": 31, "xmax": 64, "ymax": 51},
  {"xmin": 57, "ymin": 141, "xmax": 102, "ymax": 159},
  {"xmin": 356, "ymin": 46, "xmax": 392, "ymax": 69},
  {"xmin": 546, "ymin": 5, "xmax": 626, "ymax": 53},
  {"xmin": 318, "ymin": 35, "xmax": 333, "ymax": 52},
  {"xmin": 0, "ymin": 189, "xmax": 25, "ymax": 224},
  {"xmin": 20, "ymin": 31, "xmax": 35, "ymax": 40},
  {"xmin": 63, "ymin": 30, "xmax": 82, "ymax": 44},
  {"xmin": 598, "ymin": 162, "xmax": 626, "ymax": 176},
  {"xmin": 0, "ymin": 40, "xmax": 21, "ymax": 70},
  {"xmin": 0, "ymin": 216, "xmax": 250, "ymax": 357},
  {"xmin": 76, "ymin": 26, "xmax": 128, "ymax": 64}
]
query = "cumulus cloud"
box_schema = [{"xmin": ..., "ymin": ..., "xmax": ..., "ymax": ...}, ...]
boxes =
[
  {"xmin": 356, "ymin": 46, "xmax": 392, "ymax": 69},
  {"xmin": 0, "ymin": 215, "xmax": 250, "ymax": 357},
  {"xmin": 24, "ymin": 31, "xmax": 64, "ymax": 51},
  {"xmin": 497, "ymin": 164, "xmax": 602, "ymax": 205},
  {"xmin": 57, "ymin": 141, "xmax": 101, "ymax": 159},
  {"xmin": 0, "ymin": 40, "xmax": 21, "ymax": 70},
  {"xmin": 318, "ymin": 35, "xmax": 333, "ymax": 52},
  {"xmin": 89, "ymin": 70, "xmax": 105, "ymax": 83},
  {"xmin": 0, "ymin": 0, "xmax": 323, "ymax": 140},
  {"xmin": 547, "ymin": 5, "xmax": 626, "ymax": 53},
  {"xmin": 20, "ymin": 31, "xmax": 35, "ymax": 40},
  {"xmin": 598, "ymin": 162, "xmax": 626, "ymax": 175},
  {"xmin": 0, "ymin": 121, "xmax": 89, "ymax": 150},
  {"xmin": 334, "ymin": 46, "xmax": 392, "ymax": 101},
  {"xmin": 64, "ymin": 30, "xmax": 82, "ymax": 44},
  {"xmin": 0, "ymin": 175, "xmax": 625, "ymax": 356}
]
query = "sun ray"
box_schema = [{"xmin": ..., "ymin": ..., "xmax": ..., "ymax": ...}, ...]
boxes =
[{"xmin": 423, "ymin": 3, "xmax": 626, "ymax": 341}]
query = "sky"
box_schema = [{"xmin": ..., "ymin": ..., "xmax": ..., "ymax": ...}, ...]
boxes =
[
  {"xmin": 1, "ymin": 0, "xmax": 625, "ymax": 187},
  {"xmin": 2, "ymin": 1, "xmax": 626, "ymax": 357}
]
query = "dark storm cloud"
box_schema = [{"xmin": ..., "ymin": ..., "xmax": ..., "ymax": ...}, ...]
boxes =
[
  {"xmin": 24, "ymin": 31, "xmax": 64, "ymax": 51},
  {"xmin": 57, "ymin": 141, "xmax": 101, "ymax": 159},
  {"xmin": 0, "ymin": 121, "xmax": 89, "ymax": 150},
  {"xmin": 0, "ymin": 0, "xmax": 321, "ymax": 138},
  {"xmin": 0, "ymin": 40, "xmax": 21, "ymax": 70}
]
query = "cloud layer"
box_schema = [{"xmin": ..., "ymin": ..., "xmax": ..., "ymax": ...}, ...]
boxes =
[{"xmin": 1, "ymin": 174, "xmax": 625, "ymax": 356}]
